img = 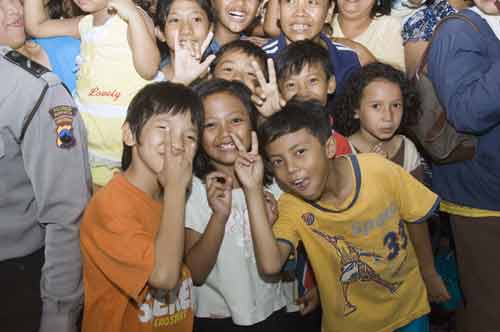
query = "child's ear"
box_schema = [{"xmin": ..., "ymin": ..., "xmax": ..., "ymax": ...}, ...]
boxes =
[
  {"xmin": 155, "ymin": 26, "xmax": 166, "ymax": 42},
  {"xmin": 327, "ymin": 75, "xmax": 336, "ymax": 95},
  {"xmin": 325, "ymin": 135, "xmax": 337, "ymax": 159},
  {"xmin": 122, "ymin": 123, "xmax": 136, "ymax": 147}
]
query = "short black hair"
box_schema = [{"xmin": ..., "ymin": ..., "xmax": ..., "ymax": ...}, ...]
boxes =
[
  {"xmin": 155, "ymin": 0, "xmax": 213, "ymax": 29},
  {"xmin": 334, "ymin": 62, "xmax": 421, "ymax": 137},
  {"xmin": 211, "ymin": 39, "xmax": 269, "ymax": 79},
  {"xmin": 122, "ymin": 82, "xmax": 204, "ymax": 170},
  {"xmin": 276, "ymin": 40, "xmax": 333, "ymax": 82},
  {"xmin": 192, "ymin": 79, "xmax": 263, "ymax": 180},
  {"xmin": 258, "ymin": 99, "xmax": 332, "ymax": 153}
]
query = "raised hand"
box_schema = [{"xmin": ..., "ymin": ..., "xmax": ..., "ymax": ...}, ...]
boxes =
[
  {"xmin": 157, "ymin": 126, "xmax": 196, "ymax": 191},
  {"xmin": 172, "ymin": 31, "xmax": 216, "ymax": 86},
  {"xmin": 263, "ymin": 190, "xmax": 279, "ymax": 226},
  {"xmin": 231, "ymin": 132, "xmax": 264, "ymax": 190},
  {"xmin": 206, "ymin": 172, "xmax": 233, "ymax": 221},
  {"xmin": 251, "ymin": 58, "xmax": 286, "ymax": 118}
]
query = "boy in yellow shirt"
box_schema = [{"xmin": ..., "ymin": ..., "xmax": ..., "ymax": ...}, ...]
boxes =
[{"xmin": 230, "ymin": 100, "xmax": 443, "ymax": 332}]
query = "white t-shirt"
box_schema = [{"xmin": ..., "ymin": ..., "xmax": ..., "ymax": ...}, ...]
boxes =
[
  {"xmin": 331, "ymin": 14, "xmax": 406, "ymax": 71},
  {"xmin": 185, "ymin": 176, "xmax": 292, "ymax": 326}
]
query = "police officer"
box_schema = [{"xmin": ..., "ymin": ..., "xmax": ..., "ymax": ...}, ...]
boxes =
[{"xmin": 0, "ymin": 0, "xmax": 91, "ymax": 330}]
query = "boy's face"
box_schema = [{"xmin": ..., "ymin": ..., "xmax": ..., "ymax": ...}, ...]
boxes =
[
  {"xmin": 213, "ymin": 50, "xmax": 262, "ymax": 93},
  {"xmin": 265, "ymin": 128, "xmax": 335, "ymax": 201},
  {"xmin": 158, "ymin": 0, "xmax": 211, "ymax": 53},
  {"xmin": 212, "ymin": 0, "xmax": 260, "ymax": 33},
  {"xmin": 0, "ymin": 0, "xmax": 25, "ymax": 48},
  {"xmin": 279, "ymin": 62, "xmax": 335, "ymax": 106},
  {"xmin": 124, "ymin": 112, "xmax": 198, "ymax": 175},
  {"xmin": 279, "ymin": 0, "xmax": 332, "ymax": 43}
]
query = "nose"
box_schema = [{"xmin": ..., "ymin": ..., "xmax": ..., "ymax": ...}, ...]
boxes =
[
  {"xmin": 216, "ymin": 121, "xmax": 232, "ymax": 140},
  {"xmin": 285, "ymin": 158, "xmax": 299, "ymax": 175},
  {"xmin": 382, "ymin": 106, "xmax": 394, "ymax": 122},
  {"xmin": 170, "ymin": 134, "xmax": 186, "ymax": 153},
  {"xmin": 7, "ymin": 0, "xmax": 22, "ymax": 15},
  {"xmin": 296, "ymin": 84, "xmax": 312, "ymax": 101},
  {"xmin": 231, "ymin": 71, "xmax": 244, "ymax": 83},
  {"xmin": 179, "ymin": 20, "xmax": 193, "ymax": 37},
  {"xmin": 295, "ymin": 0, "xmax": 307, "ymax": 15}
]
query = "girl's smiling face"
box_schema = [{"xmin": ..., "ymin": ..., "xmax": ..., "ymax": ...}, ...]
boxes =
[
  {"xmin": 160, "ymin": 0, "xmax": 211, "ymax": 52},
  {"xmin": 355, "ymin": 79, "xmax": 403, "ymax": 142},
  {"xmin": 211, "ymin": 0, "xmax": 260, "ymax": 34},
  {"xmin": 201, "ymin": 91, "xmax": 253, "ymax": 170}
]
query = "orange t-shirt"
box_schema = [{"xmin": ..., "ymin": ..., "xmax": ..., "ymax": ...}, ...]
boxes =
[{"xmin": 80, "ymin": 174, "xmax": 194, "ymax": 332}]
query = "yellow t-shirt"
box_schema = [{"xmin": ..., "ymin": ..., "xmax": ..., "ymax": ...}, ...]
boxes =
[{"xmin": 273, "ymin": 154, "xmax": 439, "ymax": 332}]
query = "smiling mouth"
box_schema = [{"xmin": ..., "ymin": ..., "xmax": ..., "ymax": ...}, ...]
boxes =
[
  {"xmin": 217, "ymin": 142, "xmax": 236, "ymax": 151},
  {"xmin": 291, "ymin": 177, "xmax": 309, "ymax": 191},
  {"xmin": 228, "ymin": 10, "xmax": 247, "ymax": 21},
  {"xmin": 290, "ymin": 24, "xmax": 311, "ymax": 33},
  {"xmin": 8, "ymin": 17, "xmax": 24, "ymax": 27}
]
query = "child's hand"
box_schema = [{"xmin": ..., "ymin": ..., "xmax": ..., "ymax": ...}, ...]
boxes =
[
  {"xmin": 206, "ymin": 172, "xmax": 233, "ymax": 221},
  {"xmin": 232, "ymin": 132, "xmax": 264, "ymax": 190},
  {"xmin": 296, "ymin": 286, "xmax": 320, "ymax": 316},
  {"xmin": 371, "ymin": 142, "xmax": 389, "ymax": 159},
  {"xmin": 157, "ymin": 126, "xmax": 196, "ymax": 192},
  {"xmin": 263, "ymin": 190, "xmax": 279, "ymax": 226},
  {"xmin": 108, "ymin": 0, "xmax": 139, "ymax": 21},
  {"xmin": 251, "ymin": 59, "xmax": 286, "ymax": 118},
  {"xmin": 422, "ymin": 270, "xmax": 451, "ymax": 303},
  {"xmin": 172, "ymin": 31, "xmax": 216, "ymax": 86}
]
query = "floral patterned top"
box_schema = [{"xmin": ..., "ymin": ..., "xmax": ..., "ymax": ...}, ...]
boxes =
[{"xmin": 402, "ymin": 0, "xmax": 457, "ymax": 43}]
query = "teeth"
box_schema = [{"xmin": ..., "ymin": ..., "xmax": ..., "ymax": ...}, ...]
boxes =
[
  {"xmin": 219, "ymin": 143, "xmax": 236, "ymax": 150},
  {"xmin": 229, "ymin": 11, "xmax": 245, "ymax": 18},
  {"xmin": 292, "ymin": 24, "xmax": 309, "ymax": 32},
  {"xmin": 293, "ymin": 179, "xmax": 304, "ymax": 185}
]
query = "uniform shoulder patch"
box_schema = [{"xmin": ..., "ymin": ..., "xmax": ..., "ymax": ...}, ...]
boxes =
[
  {"xmin": 49, "ymin": 106, "xmax": 77, "ymax": 149},
  {"xmin": 4, "ymin": 50, "xmax": 50, "ymax": 78}
]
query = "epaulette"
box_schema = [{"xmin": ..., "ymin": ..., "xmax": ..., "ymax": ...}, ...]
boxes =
[{"xmin": 3, "ymin": 50, "xmax": 50, "ymax": 78}]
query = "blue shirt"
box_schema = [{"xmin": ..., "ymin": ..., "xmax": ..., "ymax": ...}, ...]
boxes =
[
  {"xmin": 428, "ymin": 9, "xmax": 500, "ymax": 211},
  {"xmin": 32, "ymin": 36, "xmax": 80, "ymax": 93}
]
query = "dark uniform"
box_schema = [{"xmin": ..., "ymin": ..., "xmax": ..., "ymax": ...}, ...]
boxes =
[{"xmin": 0, "ymin": 45, "xmax": 91, "ymax": 332}]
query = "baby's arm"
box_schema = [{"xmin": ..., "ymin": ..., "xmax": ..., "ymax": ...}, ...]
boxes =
[
  {"xmin": 110, "ymin": 0, "xmax": 160, "ymax": 80},
  {"xmin": 407, "ymin": 222, "xmax": 451, "ymax": 303},
  {"xmin": 184, "ymin": 173, "xmax": 233, "ymax": 286},
  {"xmin": 24, "ymin": 0, "xmax": 81, "ymax": 38}
]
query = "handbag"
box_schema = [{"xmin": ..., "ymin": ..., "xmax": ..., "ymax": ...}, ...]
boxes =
[{"xmin": 406, "ymin": 15, "xmax": 478, "ymax": 164}]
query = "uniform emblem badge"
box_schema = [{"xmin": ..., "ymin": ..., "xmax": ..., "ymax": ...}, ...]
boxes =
[
  {"xmin": 49, "ymin": 106, "xmax": 77, "ymax": 149},
  {"xmin": 302, "ymin": 213, "xmax": 315, "ymax": 225}
]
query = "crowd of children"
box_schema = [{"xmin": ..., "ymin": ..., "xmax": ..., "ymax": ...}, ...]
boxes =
[{"xmin": 1, "ymin": 0, "xmax": 499, "ymax": 330}]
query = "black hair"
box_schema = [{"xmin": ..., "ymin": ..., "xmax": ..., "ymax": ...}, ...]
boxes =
[
  {"xmin": 333, "ymin": 62, "xmax": 420, "ymax": 137},
  {"xmin": 122, "ymin": 82, "xmax": 204, "ymax": 171},
  {"xmin": 192, "ymin": 79, "xmax": 271, "ymax": 184},
  {"xmin": 154, "ymin": 0, "xmax": 214, "ymax": 29},
  {"xmin": 258, "ymin": 99, "xmax": 332, "ymax": 154},
  {"xmin": 276, "ymin": 40, "xmax": 333, "ymax": 82},
  {"xmin": 45, "ymin": 0, "xmax": 83, "ymax": 19},
  {"xmin": 211, "ymin": 39, "xmax": 269, "ymax": 79},
  {"xmin": 334, "ymin": 0, "xmax": 391, "ymax": 17}
]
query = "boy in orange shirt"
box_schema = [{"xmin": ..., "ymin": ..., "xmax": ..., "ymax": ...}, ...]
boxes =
[{"xmin": 80, "ymin": 82, "xmax": 202, "ymax": 332}]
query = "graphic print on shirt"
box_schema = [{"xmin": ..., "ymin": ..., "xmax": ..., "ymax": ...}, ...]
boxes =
[
  {"xmin": 312, "ymin": 228, "xmax": 403, "ymax": 316},
  {"xmin": 138, "ymin": 269, "xmax": 194, "ymax": 330}
]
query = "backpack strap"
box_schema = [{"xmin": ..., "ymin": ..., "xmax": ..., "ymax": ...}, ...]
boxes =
[{"xmin": 417, "ymin": 14, "xmax": 480, "ymax": 77}]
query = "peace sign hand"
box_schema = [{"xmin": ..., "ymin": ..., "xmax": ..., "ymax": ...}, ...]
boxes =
[
  {"xmin": 172, "ymin": 31, "xmax": 216, "ymax": 86},
  {"xmin": 157, "ymin": 126, "xmax": 196, "ymax": 191},
  {"xmin": 251, "ymin": 58, "xmax": 286, "ymax": 118},
  {"xmin": 231, "ymin": 132, "xmax": 264, "ymax": 190}
]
